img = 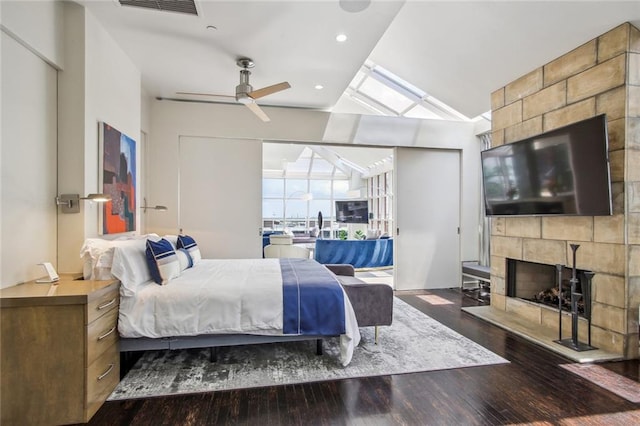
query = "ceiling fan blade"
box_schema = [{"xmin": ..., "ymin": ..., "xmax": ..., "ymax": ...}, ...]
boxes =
[
  {"xmin": 248, "ymin": 82, "xmax": 291, "ymax": 100},
  {"xmin": 245, "ymin": 101, "xmax": 270, "ymax": 122},
  {"xmin": 175, "ymin": 91, "xmax": 235, "ymax": 99}
]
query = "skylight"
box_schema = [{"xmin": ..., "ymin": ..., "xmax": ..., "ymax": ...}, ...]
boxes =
[{"xmin": 344, "ymin": 60, "xmax": 470, "ymax": 121}]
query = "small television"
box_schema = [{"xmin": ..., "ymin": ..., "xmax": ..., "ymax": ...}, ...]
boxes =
[
  {"xmin": 335, "ymin": 200, "xmax": 369, "ymax": 223},
  {"xmin": 481, "ymin": 114, "xmax": 612, "ymax": 217}
]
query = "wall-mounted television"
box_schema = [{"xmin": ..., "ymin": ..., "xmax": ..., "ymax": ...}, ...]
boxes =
[
  {"xmin": 335, "ymin": 200, "xmax": 369, "ymax": 223},
  {"xmin": 481, "ymin": 114, "xmax": 612, "ymax": 217}
]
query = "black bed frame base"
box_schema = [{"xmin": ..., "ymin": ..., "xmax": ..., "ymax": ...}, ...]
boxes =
[{"xmin": 119, "ymin": 334, "xmax": 327, "ymax": 378}]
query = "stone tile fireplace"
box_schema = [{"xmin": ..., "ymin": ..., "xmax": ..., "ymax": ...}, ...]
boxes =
[{"xmin": 465, "ymin": 23, "xmax": 640, "ymax": 361}]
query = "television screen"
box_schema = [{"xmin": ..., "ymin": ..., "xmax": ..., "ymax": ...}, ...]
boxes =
[
  {"xmin": 481, "ymin": 114, "xmax": 612, "ymax": 216},
  {"xmin": 335, "ymin": 200, "xmax": 369, "ymax": 223}
]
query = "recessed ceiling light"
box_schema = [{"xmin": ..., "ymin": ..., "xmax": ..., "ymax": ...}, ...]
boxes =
[
  {"xmin": 336, "ymin": 34, "xmax": 348, "ymax": 43},
  {"xmin": 315, "ymin": 85, "xmax": 324, "ymax": 90}
]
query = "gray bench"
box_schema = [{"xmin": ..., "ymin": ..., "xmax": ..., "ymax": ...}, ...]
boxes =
[
  {"xmin": 324, "ymin": 264, "xmax": 393, "ymax": 343},
  {"xmin": 461, "ymin": 261, "xmax": 491, "ymax": 301}
]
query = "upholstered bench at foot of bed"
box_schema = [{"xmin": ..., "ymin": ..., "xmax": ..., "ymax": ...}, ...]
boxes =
[{"xmin": 324, "ymin": 264, "xmax": 393, "ymax": 344}]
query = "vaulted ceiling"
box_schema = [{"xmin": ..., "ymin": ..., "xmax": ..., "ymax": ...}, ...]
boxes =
[{"xmin": 77, "ymin": 0, "xmax": 640, "ymax": 119}]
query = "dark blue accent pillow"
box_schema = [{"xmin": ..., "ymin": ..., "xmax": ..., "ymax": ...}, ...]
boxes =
[
  {"xmin": 145, "ymin": 238, "xmax": 180, "ymax": 285},
  {"xmin": 177, "ymin": 235, "xmax": 201, "ymax": 264}
]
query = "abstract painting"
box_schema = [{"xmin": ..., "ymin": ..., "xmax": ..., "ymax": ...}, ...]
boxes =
[{"xmin": 99, "ymin": 122, "xmax": 136, "ymax": 234}]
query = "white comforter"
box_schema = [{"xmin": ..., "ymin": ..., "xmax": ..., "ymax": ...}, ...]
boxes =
[{"xmin": 118, "ymin": 258, "xmax": 360, "ymax": 366}]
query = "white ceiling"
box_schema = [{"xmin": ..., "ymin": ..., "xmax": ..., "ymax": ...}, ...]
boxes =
[
  {"xmin": 262, "ymin": 142, "xmax": 392, "ymax": 172},
  {"xmin": 77, "ymin": 0, "xmax": 640, "ymax": 119},
  {"xmin": 75, "ymin": 1, "xmax": 640, "ymax": 168}
]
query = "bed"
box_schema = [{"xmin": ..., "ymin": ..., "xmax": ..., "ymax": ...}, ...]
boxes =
[{"xmin": 82, "ymin": 235, "xmax": 360, "ymax": 366}]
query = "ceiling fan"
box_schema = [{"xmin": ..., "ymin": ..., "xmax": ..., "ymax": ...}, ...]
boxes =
[{"xmin": 178, "ymin": 57, "xmax": 291, "ymax": 122}]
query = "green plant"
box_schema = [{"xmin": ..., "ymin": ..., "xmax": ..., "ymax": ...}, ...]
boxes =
[{"xmin": 338, "ymin": 229, "xmax": 348, "ymax": 240}]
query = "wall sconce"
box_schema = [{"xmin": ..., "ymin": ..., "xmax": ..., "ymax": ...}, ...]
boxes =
[
  {"xmin": 56, "ymin": 193, "xmax": 111, "ymax": 214},
  {"xmin": 141, "ymin": 197, "xmax": 168, "ymax": 212}
]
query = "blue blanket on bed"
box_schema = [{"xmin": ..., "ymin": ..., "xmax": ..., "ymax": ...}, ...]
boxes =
[{"xmin": 280, "ymin": 259, "xmax": 346, "ymax": 336}]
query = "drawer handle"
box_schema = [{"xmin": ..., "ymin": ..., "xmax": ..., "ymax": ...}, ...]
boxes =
[
  {"xmin": 97, "ymin": 326, "xmax": 116, "ymax": 341},
  {"xmin": 97, "ymin": 363, "xmax": 115, "ymax": 381},
  {"xmin": 97, "ymin": 298, "xmax": 116, "ymax": 311}
]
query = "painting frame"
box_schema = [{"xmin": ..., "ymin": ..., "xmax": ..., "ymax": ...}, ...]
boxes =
[{"xmin": 98, "ymin": 122, "xmax": 137, "ymax": 235}]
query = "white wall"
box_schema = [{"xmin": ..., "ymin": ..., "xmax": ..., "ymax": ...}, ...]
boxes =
[
  {"xmin": 323, "ymin": 113, "xmax": 481, "ymax": 261},
  {"xmin": 1, "ymin": 1, "xmax": 63, "ymax": 287},
  {"xmin": 0, "ymin": 0, "xmax": 481, "ymax": 282},
  {"xmin": 1, "ymin": 2, "xmax": 141, "ymax": 281},
  {"xmin": 0, "ymin": 0, "xmax": 64, "ymax": 68},
  {"xmin": 146, "ymin": 100, "xmax": 333, "ymax": 238},
  {"xmin": 84, "ymin": 7, "xmax": 141, "ymax": 238},
  {"xmin": 57, "ymin": 3, "xmax": 141, "ymax": 272},
  {"xmin": 147, "ymin": 100, "xmax": 481, "ymax": 261},
  {"xmin": 1, "ymin": 32, "xmax": 57, "ymax": 287}
]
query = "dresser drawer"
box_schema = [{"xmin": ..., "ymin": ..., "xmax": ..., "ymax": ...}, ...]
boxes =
[
  {"xmin": 86, "ymin": 342, "xmax": 119, "ymax": 420},
  {"xmin": 87, "ymin": 285, "xmax": 119, "ymax": 324},
  {"xmin": 87, "ymin": 307, "xmax": 119, "ymax": 364}
]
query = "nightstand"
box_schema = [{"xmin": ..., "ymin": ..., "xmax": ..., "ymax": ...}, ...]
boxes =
[{"xmin": 0, "ymin": 276, "xmax": 120, "ymax": 424}]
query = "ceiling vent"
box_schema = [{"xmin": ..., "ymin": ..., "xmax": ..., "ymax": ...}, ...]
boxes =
[{"xmin": 119, "ymin": 0, "xmax": 198, "ymax": 16}]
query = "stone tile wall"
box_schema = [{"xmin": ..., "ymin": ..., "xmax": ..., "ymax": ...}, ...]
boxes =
[{"xmin": 490, "ymin": 23, "xmax": 640, "ymax": 358}]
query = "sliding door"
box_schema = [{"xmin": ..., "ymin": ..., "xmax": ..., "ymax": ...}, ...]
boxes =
[
  {"xmin": 394, "ymin": 148, "xmax": 461, "ymax": 290},
  {"xmin": 179, "ymin": 137, "xmax": 262, "ymax": 258}
]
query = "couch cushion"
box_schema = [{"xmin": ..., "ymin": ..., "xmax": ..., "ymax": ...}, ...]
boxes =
[
  {"xmin": 335, "ymin": 275, "xmax": 365, "ymax": 287},
  {"xmin": 341, "ymin": 280, "xmax": 393, "ymax": 327},
  {"xmin": 270, "ymin": 234, "xmax": 293, "ymax": 245}
]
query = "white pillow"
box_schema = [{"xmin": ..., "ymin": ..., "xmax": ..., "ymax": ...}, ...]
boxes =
[
  {"xmin": 80, "ymin": 234, "xmax": 159, "ymax": 280},
  {"xmin": 110, "ymin": 240, "xmax": 152, "ymax": 296},
  {"xmin": 366, "ymin": 229, "xmax": 381, "ymax": 240},
  {"xmin": 162, "ymin": 234, "xmax": 179, "ymax": 249},
  {"xmin": 175, "ymin": 248, "xmax": 193, "ymax": 271}
]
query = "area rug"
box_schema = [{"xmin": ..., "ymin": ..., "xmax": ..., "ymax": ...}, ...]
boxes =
[
  {"xmin": 560, "ymin": 363, "xmax": 640, "ymax": 403},
  {"xmin": 109, "ymin": 298, "xmax": 508, "ymax": 400}
]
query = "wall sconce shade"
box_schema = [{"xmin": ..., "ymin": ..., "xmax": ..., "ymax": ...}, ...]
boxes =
[
  {"xmin": 56, "ymin": 193, "xmax": 111, "ymax": 214},
  {"xmin": 141, "ymin": 197, "xmax": 168, "ymax": 212}
]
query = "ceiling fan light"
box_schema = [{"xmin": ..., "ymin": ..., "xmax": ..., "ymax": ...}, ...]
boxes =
[{"xmin": 236, "ymin": 95, "xmax": 252, "ymax": 105}]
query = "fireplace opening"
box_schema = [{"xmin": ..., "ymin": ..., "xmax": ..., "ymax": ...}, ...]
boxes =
[{"xmin": 506, "ymin": 259, "xmax": 590, "ymax": 317}]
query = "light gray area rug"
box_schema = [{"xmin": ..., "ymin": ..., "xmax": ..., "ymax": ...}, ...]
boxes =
[{"xmin": 110, "ymin": 298, "xmax": 508, "ymax": 400}]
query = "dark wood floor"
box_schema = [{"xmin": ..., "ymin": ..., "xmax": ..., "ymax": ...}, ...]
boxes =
[{"xmin": 86, "ymin": 290, "xmax": 640, "ymax": 425}]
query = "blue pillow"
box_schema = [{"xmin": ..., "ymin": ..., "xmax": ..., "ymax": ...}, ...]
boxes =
[
  {"xmin": 177, "ymin": 235, "xmax": 201, "ymax": 264},
  {"xmin": 146, "ymin": 238, "xmax": 181, "ymax": 285}
]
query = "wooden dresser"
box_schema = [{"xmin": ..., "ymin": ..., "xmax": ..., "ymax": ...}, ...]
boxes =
[{"xmin": 0, "ymin": 276, "xmax": 120, "ymax": 425}]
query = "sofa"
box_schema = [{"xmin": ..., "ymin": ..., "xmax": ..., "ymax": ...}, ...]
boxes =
[
  {"xmin": 324, "ymin": 264, "xmax": 393, "ymax": 343},
  {"xmin": 262, "ymin": 231, "xmax": 316, "ymax": 257},
  {"xmin": 315, "ymin": 238, "xmax": 393, "ymax": 269}
]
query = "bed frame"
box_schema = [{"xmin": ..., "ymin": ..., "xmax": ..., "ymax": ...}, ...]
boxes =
[{"xmin": 119, "ymin": 334, "xmax": 327, "ymax": 375}]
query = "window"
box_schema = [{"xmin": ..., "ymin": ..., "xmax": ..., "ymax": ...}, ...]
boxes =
[
  {"xmin": 344, "ymin": 60, "xmax": 469, "ymax": 121},
  {"xmin": 263, "ymin": 143, "xmax": 393, "ymax": 237},
  {"xmin": 367, "ymin": 171, "xmax": 393, "ymax": 236},
  {"xmin": 262, "ymin": 176, "xmax": 354, "ymax": 236}
]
